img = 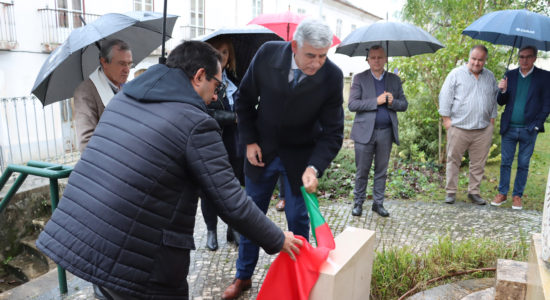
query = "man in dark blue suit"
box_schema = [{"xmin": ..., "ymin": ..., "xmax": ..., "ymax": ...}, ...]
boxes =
[
  {"xmin": 222, "ymin": 18, "xmax": 344, "ymax": 299},
  {"xmin": 491, "ymin": 45, "xmax": 550, "ymax": 210}
]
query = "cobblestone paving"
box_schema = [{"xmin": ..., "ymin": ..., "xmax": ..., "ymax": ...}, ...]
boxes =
[
  {"xmin": 187, "ymin": 198, "xmax": 541, "ymax": 299},
  {"xmin": 17, "ymin": 198, "xmax": 542, "ymax": 300}
]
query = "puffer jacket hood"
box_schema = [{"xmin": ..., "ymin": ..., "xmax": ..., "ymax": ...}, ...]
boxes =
[{"xmin": 123, "ymin": 64, "xmax": 206, "ymax": 111}]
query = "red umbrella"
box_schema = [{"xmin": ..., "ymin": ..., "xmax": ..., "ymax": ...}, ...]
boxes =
[{"xmin": 248, "ymin": 11, "xmax": 340, "ymax": 46}]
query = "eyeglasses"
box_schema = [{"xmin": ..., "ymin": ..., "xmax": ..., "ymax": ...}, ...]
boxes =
[
  {"xmin": 518, "ymin": 55, "xmax": 535, "ymax": 60},
  {"xmin": 208, "ymin": 75, "xmax": 227, "ymax": 96},
  {"xmin": 116, "ymin": 61, "xmax": 134, "ymax": 68}
]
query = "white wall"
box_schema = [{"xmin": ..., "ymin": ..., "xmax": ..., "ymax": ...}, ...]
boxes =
[
  {"xmin": 0, "ymin": 51, "xmax": 50, "ymax": 98},
  {"xmin": 1, "ymin": 0, "xmax": 381, "ymax": 97}
]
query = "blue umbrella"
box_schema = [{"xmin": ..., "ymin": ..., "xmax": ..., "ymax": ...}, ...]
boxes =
[
  {"xmin": 31, "ymin": 11, "xmax": 178, "ymax": 106},
  {"xmin": 462, "ymin": 9, "xmax": 550, "ymax": 66}
]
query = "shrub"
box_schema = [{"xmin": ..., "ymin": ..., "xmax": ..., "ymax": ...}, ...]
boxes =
[{"xmin": 370, "ymin": 233, "xmax": 528, "ymax": 299}]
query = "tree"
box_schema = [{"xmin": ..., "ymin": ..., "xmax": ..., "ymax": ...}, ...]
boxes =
[{"xmin": 392, "ymin": 0, "xmax": 549, "ymax": 163}]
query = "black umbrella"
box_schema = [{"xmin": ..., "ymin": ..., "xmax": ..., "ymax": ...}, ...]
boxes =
[
  {"xmin": 31, "ymin": 11, "xmax": 178, "ymax": 105},
  {"xmin": 198, "ymin": 25, "xmax": 283, "ymax": 79},
  {"xmin": 336, "ymin": 21, "xmax": 444, "ymax": 69}
]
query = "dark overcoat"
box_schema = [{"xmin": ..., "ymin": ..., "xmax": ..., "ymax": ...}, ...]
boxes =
[
  {"xmin": 236, "ymin": 41, "xmax": 344, "ymax": 195},
  {"xmin": 497, "ymin": 66, "xmax": 550, "ymax": 134}
]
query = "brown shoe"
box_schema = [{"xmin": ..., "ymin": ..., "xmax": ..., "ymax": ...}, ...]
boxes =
[
  {"xmin": 490, "ymin": 194, "xmax": 507, "ymax": 206},
  {"xmin": 275, "ymin": 198, "xmax": 285, "ymax": 211},
  {"xmin": 222, "ymin": 278, "xmax": 252, "ymax": 300},
  {"xmin": 512, "ymin": 196, "xmax": 522, "ymax": 210}
]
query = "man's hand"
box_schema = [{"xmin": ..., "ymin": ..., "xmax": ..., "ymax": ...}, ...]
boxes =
[
  {"xmin": 385, "ymin": 91, "xmax": 394, "ymax": 105},
  {"xmin": 377, "ymin": 92, "xmax": 393, "ymax": 105},
  {"xmin": 376, "ymin": 93, "xmax": 387, "ymax": 105},
  {"xmin": 246, "ymin": 143, "xmax": 265, "ymax": 167},
  {"xmin": 498, "ymin": 77, "xmax": 507, "ymax": 92},
  {"xmin": 302, "ymin": 167, "xmax": 318, "ymax": 193},
  {"xmin": 281, "ymin": 231, "xmax": 303, "ymax": 260},
  {"xmin": 442, "ymin": 116, "xmax": 452, "ymax": 130}
]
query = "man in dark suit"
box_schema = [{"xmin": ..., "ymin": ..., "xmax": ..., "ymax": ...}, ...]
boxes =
[
  {"xmin": 349, "ymin": 45, "xmax": 408, "ymax": 218},
  {"xmin": 491, "ymin": 45, "xmax": 550, "ymax": 210},
  {"xmin": 222, "ymin": 19, "xmax": 344, "ymax": 299}
]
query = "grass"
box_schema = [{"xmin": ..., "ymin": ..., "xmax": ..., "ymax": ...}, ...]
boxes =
[
  {"xmin": 316, "ymin": 80, "xmax": 542, "ymax": 300},
  {"xmin": 319, "ymin": 96, "xmax": 550, "ymax": 211},
  {"xmin": 370, "ymin": 233, "xmax": 529, "ymax": 300}
]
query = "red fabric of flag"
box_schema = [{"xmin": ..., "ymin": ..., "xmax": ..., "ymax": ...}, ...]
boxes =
[
  {"xmin": 257, "ymin": 188, "xmax": 335, "ymax": 300},
  {"xmin": 256, "ymin": 236, "xmax": 332, "ymax": 300}
]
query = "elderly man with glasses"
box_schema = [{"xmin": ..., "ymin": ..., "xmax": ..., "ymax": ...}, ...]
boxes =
[
  {"xmin": 74, "ymin": 39, "xmax": 133, "ymax": 152},
  {"xmin": 491, "ymin": 45, "xmax": 550, "ymax": 210}
]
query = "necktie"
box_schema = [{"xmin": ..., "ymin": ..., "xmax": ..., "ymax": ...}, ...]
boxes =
[{"xmin": 292, "ymin": 69, "xmax": 302, "ymax": 88}]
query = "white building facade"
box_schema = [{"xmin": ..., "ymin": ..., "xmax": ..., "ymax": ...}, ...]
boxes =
[{"xmin": 0, "ymin": 0, "xmax": 380, "ymax": 171}]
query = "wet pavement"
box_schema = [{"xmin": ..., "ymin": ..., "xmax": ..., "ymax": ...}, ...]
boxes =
[{"xmin": 0, "ymin": 198, "xmax": 542, "ymax": 299}]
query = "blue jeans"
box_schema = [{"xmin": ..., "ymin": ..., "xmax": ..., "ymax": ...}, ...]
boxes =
[
  {"xmin": 235, "ymin": 157, "xmax": 309, "ymax": 280},
  {"xmin": 498, "ymin": 127, "xmax": 538, "ymax": 197}
]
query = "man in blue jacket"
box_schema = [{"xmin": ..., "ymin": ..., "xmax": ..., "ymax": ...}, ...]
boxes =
[
  {"xmin": 36, "ymin": 41, "xmax": 302, "ymax": 299},
  {"xmin": 222, "ymin": 18, "xmax": 344, "ymax": 299},
  {"xmin": 491, "ymin": 45, "xmax": 550, "ymax": 210}
]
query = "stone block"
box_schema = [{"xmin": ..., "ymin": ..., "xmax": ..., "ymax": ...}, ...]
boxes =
[
  {"xmin": 526, "ymin": 233, "xmax": 550, "ymax": 300},
  {"xmin": 309, "ymin": 227, "xmax": 376, "ymax": 300},
  {"xmin": 495, "ymin": 259, "xmax": 527, "ymax": 300}
]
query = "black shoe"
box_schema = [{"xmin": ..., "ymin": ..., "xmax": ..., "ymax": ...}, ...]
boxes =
[
  {"xmin": 227, "ymin": 226, "xmax": 240, "ymax": 246},
  {"xmin": 93, "ymin": 284, "xmax": 108, "ymax": 300},
  {"xmin": 206, "ymin": 230, "xmax": 218, "ymax": 251},
  {"xmin": 372, "ymin": 203, "xmax": 389, "ymax": 217},
  {"xmin": 351, "ymin": 203, "xmax": 363, "ymax": 216},
  {"xmin": 468, "ymin": 193, "xmax": 486, "ymax": 205},
  {"xmin": 444, "ymin": 193, "xmax": 456, "ymax": 204}
]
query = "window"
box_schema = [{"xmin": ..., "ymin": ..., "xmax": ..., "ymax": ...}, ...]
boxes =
[
  {"xmin": 351, "ymin": 24, "xmax": 357, "ymax": 32},
  {"xmin": 190, "ymin": 0, "xmax": 204, "ymax": 38},
  {"xmin": 56, "ymin": 0, "xmax": 83, "ymax": 28},
  {"xmin": 252, "ymin": 0, "xmax": 262, "ymax": 17},
  {"xmin": 336, "ymin": 19, "xmax": 342, "ymax": 38},
  {"xmin": 134, "ymin": 0, "xmax": 153, "ymax": 11},
  {"xmin": 297, "ymin": 8, "xmax": 306, "ymax": 15}
]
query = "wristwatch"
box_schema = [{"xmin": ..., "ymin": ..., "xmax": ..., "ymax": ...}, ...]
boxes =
[
  {"xmin": 534, "ymin": 126, "xmax": 539, "ymax": 132},
  {"xmin": 307, "ymin": 165, "xmax": 319, "ymax": 177}
]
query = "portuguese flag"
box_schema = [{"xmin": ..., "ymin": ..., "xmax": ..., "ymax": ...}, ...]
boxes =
[
  {"xmin": 257, "ymin": 187, "xmax": 335, "ymax": 300},
  {"xmin": 302, "ymin": 187, "xmax": 335, "ymax": 249}
]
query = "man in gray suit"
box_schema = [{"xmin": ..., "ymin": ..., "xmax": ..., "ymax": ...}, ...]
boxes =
[
  {"xmin": 349, "ymin": 45, "xmax": 408, "ymax": 217},
  {"xmin": 74, "ymin": 39, "xmax": 133, "ymax": 152}
]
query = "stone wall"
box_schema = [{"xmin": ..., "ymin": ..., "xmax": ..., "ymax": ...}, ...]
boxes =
[{"xmin": 0, "ymin": 184, "xmax": 60, "ymax": 261}]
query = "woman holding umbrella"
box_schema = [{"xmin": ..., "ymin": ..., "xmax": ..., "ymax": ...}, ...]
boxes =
[{"xmin": 201, "ymin": 36, "xmax": 243, "ymax": 251}]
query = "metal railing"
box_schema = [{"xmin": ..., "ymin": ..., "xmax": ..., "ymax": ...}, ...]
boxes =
[
  {"xmin": 37, "ymin": 8, "xmax": 100, "ymax": 52},
  {"xmin": 0, "ymin": 160, "xmax": 73, "ymax": 294},
  {"xmin": 0, "ymin": 96, "xmax": 80, "ymax": 173},
  {"xmin": 0, "ymin": 1, "xmax": 17, "ymax": 49}
]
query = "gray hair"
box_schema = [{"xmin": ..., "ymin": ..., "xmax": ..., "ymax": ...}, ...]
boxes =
[
  {"xmin": 293, "ymin": 18, "xmax": 333, "ymax": 48},
  {"xmin": 100, "ymin": 39, "xmax": 131, "ymax": 63}
]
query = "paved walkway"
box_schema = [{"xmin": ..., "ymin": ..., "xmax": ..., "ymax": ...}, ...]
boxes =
[{"xmin": 1, "ymin": 198, "xmax": 542, "ymax": 299}]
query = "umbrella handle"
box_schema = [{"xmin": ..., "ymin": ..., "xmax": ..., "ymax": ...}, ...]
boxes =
[{"xmin": 159, "ymin": 0, "xmax": 168, "ymax": 64}]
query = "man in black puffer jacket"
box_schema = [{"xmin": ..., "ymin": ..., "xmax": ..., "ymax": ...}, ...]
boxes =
[{"xmin": 36, "ymin": 41, "xmax": 302, "ymax": 299}]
